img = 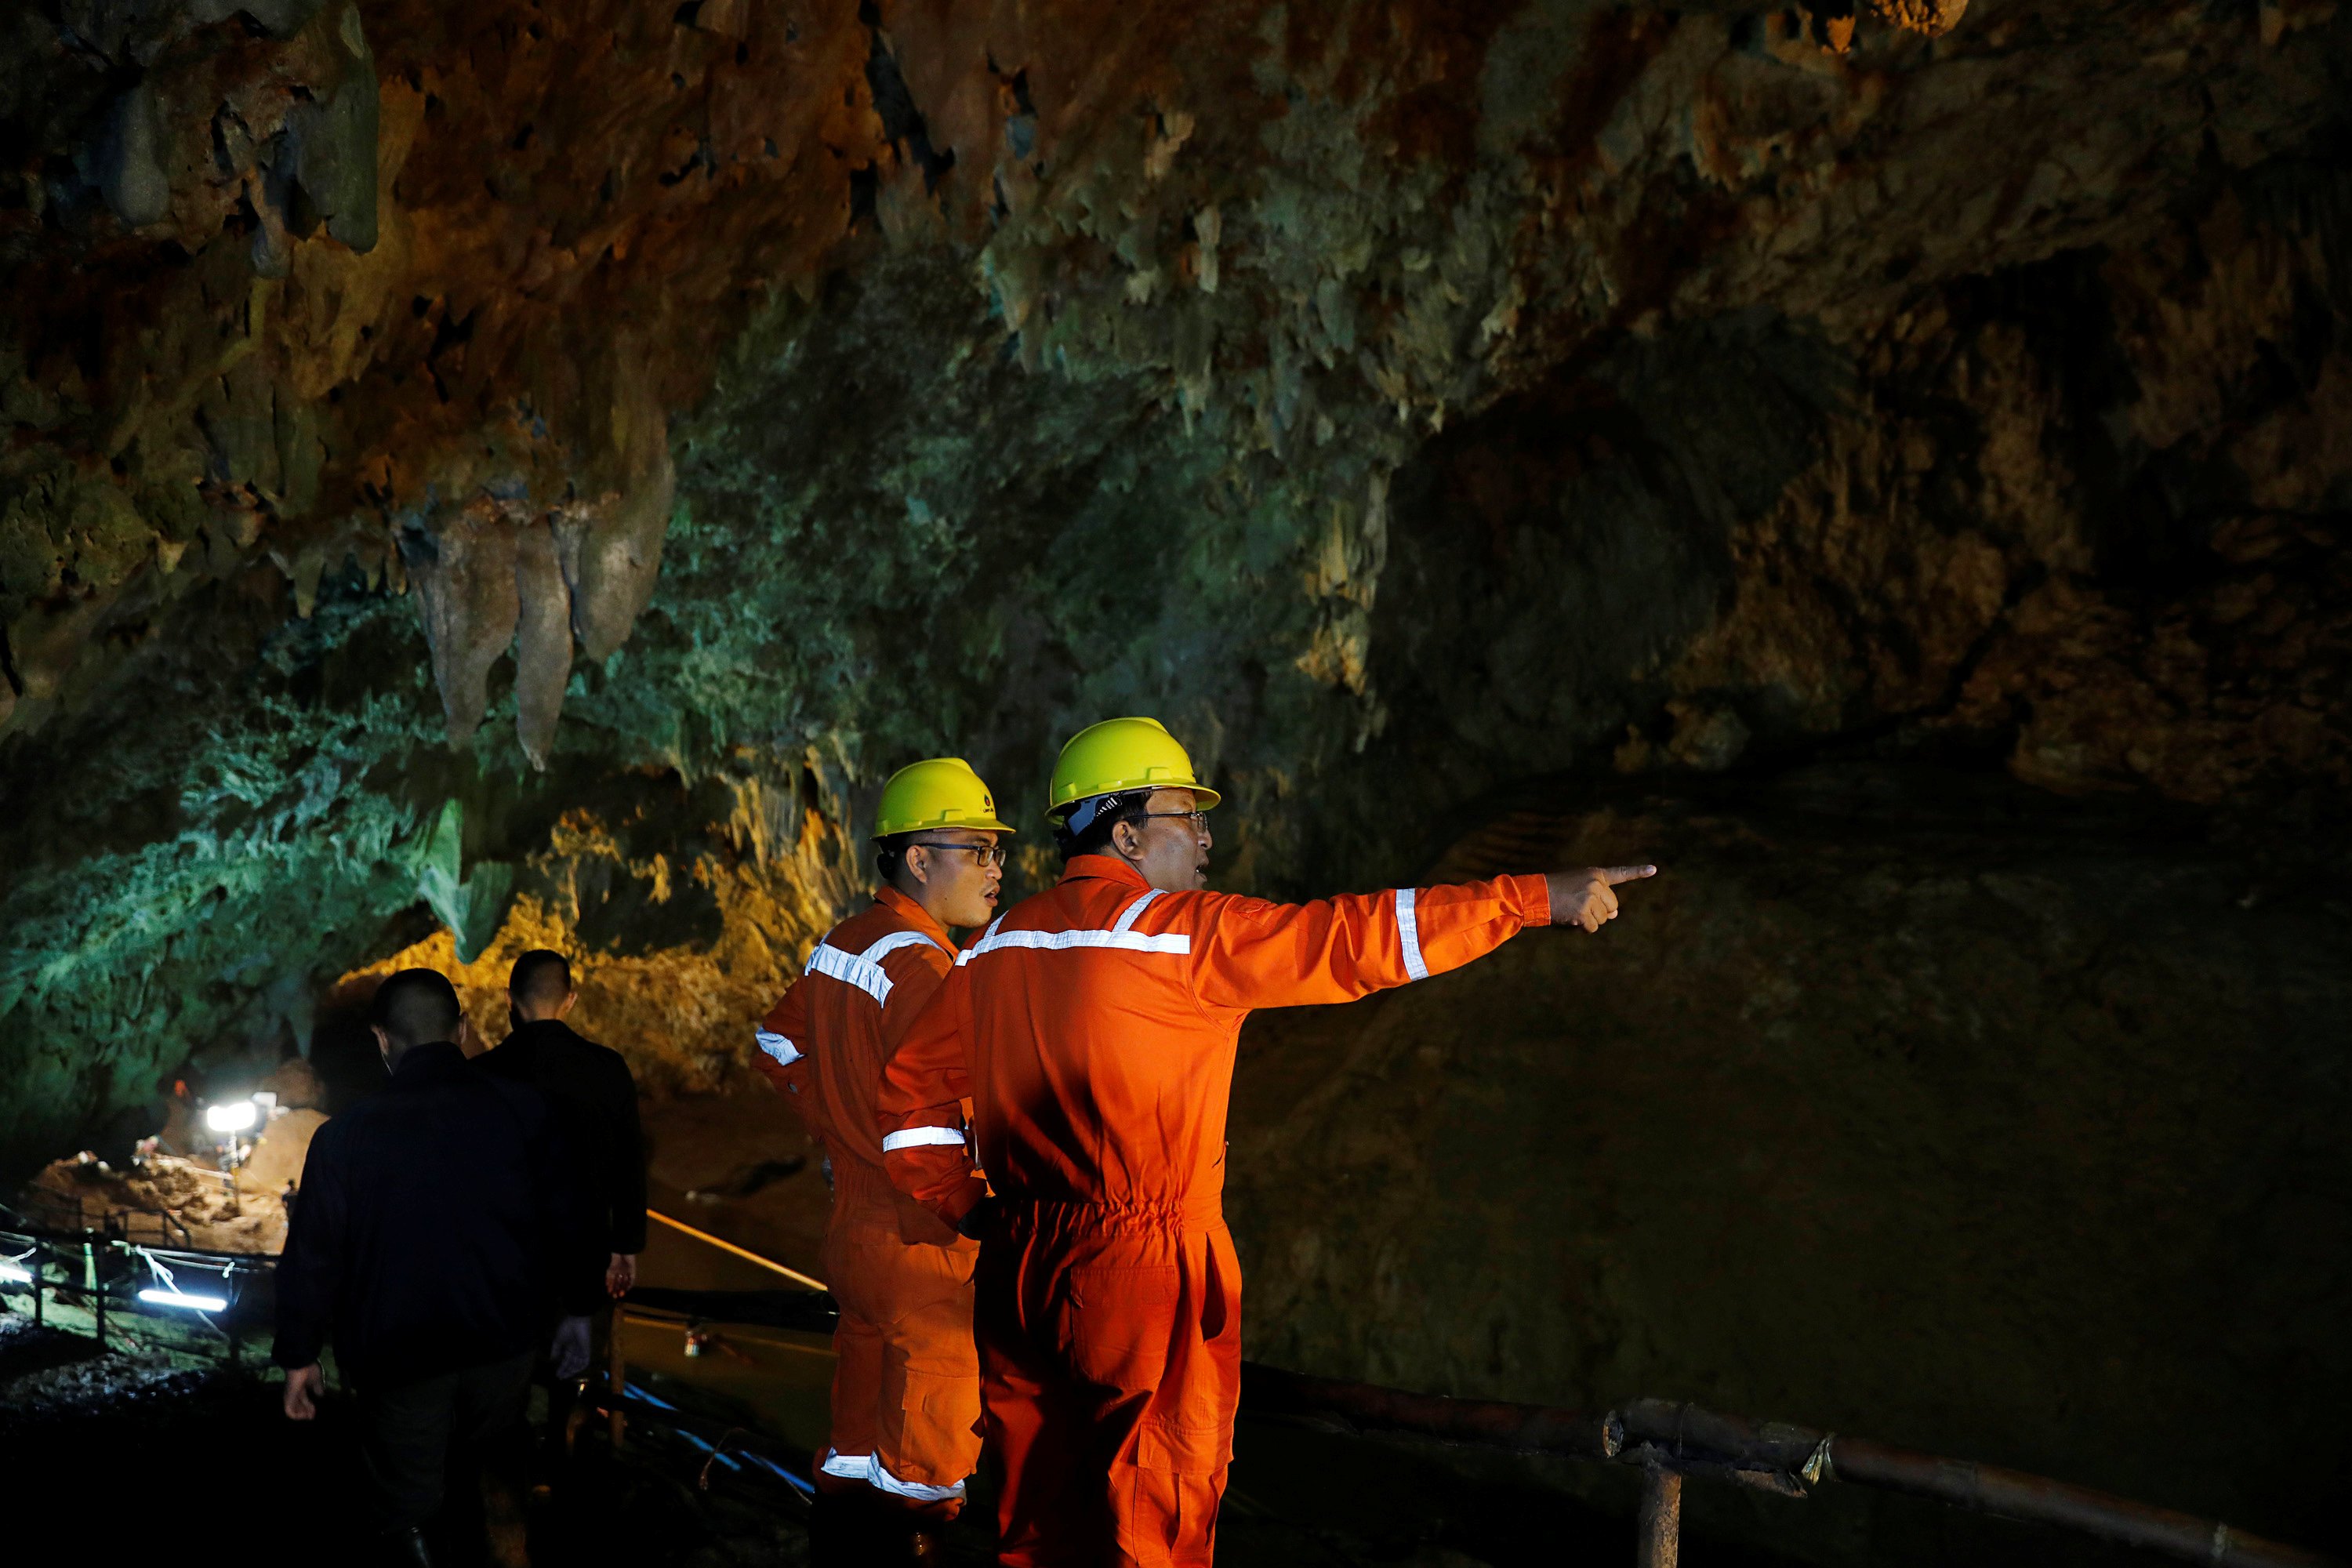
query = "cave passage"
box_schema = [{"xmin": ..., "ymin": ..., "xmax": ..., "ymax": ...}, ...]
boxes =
[{"xmin": 3, "ymin": 0, "xmax": 2350, "ymax": 1562}]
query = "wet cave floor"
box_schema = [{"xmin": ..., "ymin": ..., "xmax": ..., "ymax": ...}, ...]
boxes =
[
  {"xmin": 0, "ymin": 1084, "xmax": 2204, "ymax": 1567},
  {"xmin": 0, "ymin": 1310, "xmax": 1811, "ymax": 1568},
  {"xmin": 0, "ymin": 1078, "xmax": 1802, "ymax": 1568}
]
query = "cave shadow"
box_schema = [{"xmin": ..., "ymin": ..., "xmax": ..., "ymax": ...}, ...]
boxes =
[
  {"xmin": 311, "ymin": 975, "xmax": 392, "ymax": 1114},
  {"xmin": 0, "ymin": 1316, "xmax": 103, "ymax": 1385}
]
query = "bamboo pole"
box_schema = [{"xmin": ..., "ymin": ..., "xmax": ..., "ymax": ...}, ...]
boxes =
[
  {"xmin": 1635, "ymin": 1468, "xmax": 1682, "ymax": 1568},
  {"xmin": 645, "ymin": 1210, "xmax": 826, "ymax": 1291}
]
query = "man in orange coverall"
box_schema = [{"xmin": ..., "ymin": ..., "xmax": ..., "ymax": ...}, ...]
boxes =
[
  {"xmin": 878, "ymin": 717, "xmax": 1655, "ymax": 1566},
  {"xmin": 753, "ymin": 756, "xmax": 1012, "ymax": 1562}
]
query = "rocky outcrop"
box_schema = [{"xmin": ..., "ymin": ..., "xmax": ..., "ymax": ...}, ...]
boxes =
[
  {"xmin": 1227, "ymin": 768, "xmax": 2350, "ymax": 1556},
  {"xmin": 0, "ymin": 0, "xmax": 2342, "ymax": 1120}
]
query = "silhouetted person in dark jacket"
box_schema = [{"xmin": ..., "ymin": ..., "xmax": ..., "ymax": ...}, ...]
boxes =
[
  {"xmin": 275, "ymin": 968, "xmax": 591, "ymax": 1564},
  {"xmin": 477, "ymin": 950, "xmax": 647, "ymax": 1304}
]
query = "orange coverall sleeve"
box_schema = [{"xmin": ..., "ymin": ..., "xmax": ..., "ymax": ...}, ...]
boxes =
[
  {"xmin": 877, "ymin": 963, "xmax": 988, "ymax": 1228},
  {"xmin": 1189, "ymin": 873, "xmax": 1553, "ymax": 1014},
  {"xmin": 751, "ymin": 977, "xmax": 811, "ymax": 1099}
]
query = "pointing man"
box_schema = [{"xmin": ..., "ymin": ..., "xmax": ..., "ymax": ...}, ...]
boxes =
[
  {"xmin": 878, "ymin": 717, "xmax": 1653, "ymax": 1567},
  {"xmin": 753, "ymin": 757, "xmax": 1011, "ymax": 1562}
]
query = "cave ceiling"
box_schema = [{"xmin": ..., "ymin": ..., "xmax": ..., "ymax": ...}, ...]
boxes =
[{"xmin": 1, "ymin": 0, "xmax": 2347, "ymax": 1163}]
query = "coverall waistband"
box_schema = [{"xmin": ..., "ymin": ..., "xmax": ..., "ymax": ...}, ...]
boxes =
[
  {"xmin": 997, "ymin": 1193, "xmax": 1226, "ymax": 1236},
  {"xmin": 829, "ymin": 1149, "xmax": 900, "ymax": 1204}
]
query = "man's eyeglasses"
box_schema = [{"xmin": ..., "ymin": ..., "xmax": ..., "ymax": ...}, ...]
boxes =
[
  {"xmin": 908, "ymin": 841, "xmax": 1010, "ymax": 868},
  {"xmin": 1139, "ymin": 810, "xmax": 1212, "ymax": 834}
]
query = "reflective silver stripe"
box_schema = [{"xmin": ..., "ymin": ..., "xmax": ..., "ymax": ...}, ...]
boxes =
[
  {"xmin": 819, "ymin": 1450, "xmax": 966, "ymax": 1501},
  {"xmin": 957, "ymin": 926, "xmax": 1192, "ymax": 964},
  {"xmin": 881, "ymin": 1127, "xmax": 967, "ymax": 1152},
  {"xmin": 1396, "ymin": 887, "xmax": 1429, "ymax": 982},
  {"xmin": 806, "ymin": 942, "xmax": 892, "ymax": 1003},
  {"xmin": 804, "ymin": 927, "xmax": 949, "ymax": 1006},
  {"xmin": 860, "ymin": 928, "xmax": 947, "ymax": 964},
  {"xmin": 953, "ymin": 914, "xmax": 1008, "ymax": 967},
  {"xmin": 753, "ymin": 1030, "xmax": 801, "ymax": 1067},
  {"xmin": 1111, "ymin": 888, "xmax": 1165, "ymax": 934},
  {"xmin": 869, "ymin": 1456, "xmax": 967, "ymax": 1503}
]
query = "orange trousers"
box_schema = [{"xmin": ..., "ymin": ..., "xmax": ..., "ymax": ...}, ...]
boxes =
[
  {"xmin": 976, "ymin": 1203, "xmax": 1242, "ymax": 1567},
  {"xmin": 820, "ymin": 1207, "xmax": 983, "ymax": 1497}
]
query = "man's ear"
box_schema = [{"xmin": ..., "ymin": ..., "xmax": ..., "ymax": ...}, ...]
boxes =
[
  {"xmin": 558, "ymin": 990, "xmax": 578, "ymax": 1019},
  {"xmin": 369, "ymin": 1024, "xmax": 391, "ymax": 1062}
]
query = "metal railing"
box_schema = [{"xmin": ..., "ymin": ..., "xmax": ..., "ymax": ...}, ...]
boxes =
[
  {"xmin": 597, "ymin": 1272, "xmax": 2341, "ymax": 1568},
  {"xmin": 1247, "ymin": 1367, "xmax": 2339, "ymax": 1568},
  {"xmin": 0, "ymin": 1207, "xmax": 272, "ymax": 1358}
]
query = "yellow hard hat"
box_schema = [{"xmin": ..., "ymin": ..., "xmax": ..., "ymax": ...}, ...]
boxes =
[
  {"xmin": 1047, "ymin": 717, "xmax": 1221, "ymax": 822},
  {"xmin": 874, "ymin": 757, "xmax": 1015, "ymax": 839}
]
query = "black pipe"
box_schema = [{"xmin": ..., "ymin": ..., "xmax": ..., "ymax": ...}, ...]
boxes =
[
  {"xmin": 1241, "ymin": 1362, "xmax": 1621, "ymax": 1460},
  {"xmin": 1618, "ymin": 1400, "xmax": 2336, "ymax": 1568}
]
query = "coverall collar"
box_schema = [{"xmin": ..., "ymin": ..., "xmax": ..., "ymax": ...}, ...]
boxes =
[
  {"xmin": 874, "ymin": 882, "xmax": 959, "ymax": 950},
  {"xmin": 1058, "ymin": 853, "xmax": 1151, "ymax": 891}
]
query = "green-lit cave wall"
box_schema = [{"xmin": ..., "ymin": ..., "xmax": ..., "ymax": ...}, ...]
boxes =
[{"xmin": 3, "ymin": 0, "xmax": 2349, "ymax": 1555}]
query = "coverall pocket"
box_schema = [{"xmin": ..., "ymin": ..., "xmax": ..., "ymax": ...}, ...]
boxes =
[
  {"xmin": 1054, "ymin": 1263, "xmax": 1178, "ymax": 1394},
  {"xmin": 1130, "ymin": 1416, "xmax": 1232, "ymax": 1561}
]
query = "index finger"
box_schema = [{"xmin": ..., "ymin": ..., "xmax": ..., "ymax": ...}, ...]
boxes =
[{"xmin": 1601, "ymin": 865, "xmax": 1657, "ymax": 886}]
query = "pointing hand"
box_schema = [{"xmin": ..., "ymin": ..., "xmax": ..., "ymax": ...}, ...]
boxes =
[{"xmin": 1545, "ymin": 865, "xmax": 1657, "ymax": 933}]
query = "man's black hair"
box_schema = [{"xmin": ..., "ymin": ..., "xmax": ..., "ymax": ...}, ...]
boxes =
[
  {"xmin": 1053, "ymin": 790, "xmax": 1152, "ymax": 862},
  {"xmin": 510, "ymin": 949, "xmax": 572, "ymax": 1011},
  {"xmin": 371, "ymin": 969, "xmax": 463, "ymax": 1050},
  {"xmin": 874, "ymin": 831, "xmax": 920, "ymax": 884}
]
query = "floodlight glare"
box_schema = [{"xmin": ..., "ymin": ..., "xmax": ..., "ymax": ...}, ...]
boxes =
[
  {"xmin": 205, "ymin": 1100, "xmax": 258, "ymax": 1134},
  {"xmin": 0, "ymin": 1262, "xmax": 31, "ymax": 1284},
  {"xmin": 138, "ymin": 1287, "xmax": 228, "ymax": 1312}
]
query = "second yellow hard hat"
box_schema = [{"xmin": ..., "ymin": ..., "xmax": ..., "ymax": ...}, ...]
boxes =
[
  {"xmin": 875, "ymin": 757, "xmax": 1015, "ymax": 839},
  {"xmin": 1047, "ymin": 717, "xmax": 1221, "ymax": 822}
]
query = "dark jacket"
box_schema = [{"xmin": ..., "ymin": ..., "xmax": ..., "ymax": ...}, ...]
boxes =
[
  {"xmin": 476, "ymin": 1019, "xmax": 647, "ymax": 1294},
  {"xmin": 273, "ymin": 1041, "xmax": 588, "ymax": 1385}
]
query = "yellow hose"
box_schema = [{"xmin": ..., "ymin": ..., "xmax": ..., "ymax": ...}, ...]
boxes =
[{"xmin": 646, "ymin": 1207, "xmax": 828, "ymax": 1292}]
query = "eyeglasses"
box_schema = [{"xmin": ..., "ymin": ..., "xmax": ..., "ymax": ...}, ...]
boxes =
[
  {"xmin": 1139, "ymin": 810, "xmax": 1212, "ymax": 834},
  {"xmin": 908, "ymin": 841, "xmax": 1010, "ymax": 868}
]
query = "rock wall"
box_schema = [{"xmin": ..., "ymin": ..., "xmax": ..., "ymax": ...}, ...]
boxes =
[
  {"xmin": 0, "ymin": 4, "xmax": 2349, "ymax": 1548},
  {"xmin": 6, "ymin": 4, "xmax": 2343, "ymax": 1138},
  {"xmin": 1227, "ymin": 767, "xmax": 2350, "ymax": 1555}
]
